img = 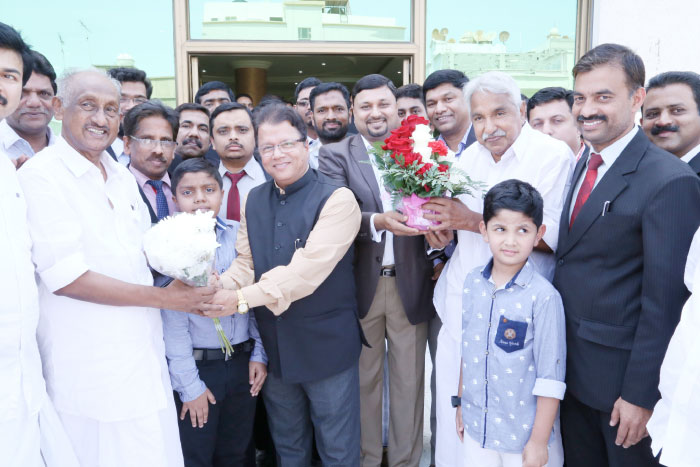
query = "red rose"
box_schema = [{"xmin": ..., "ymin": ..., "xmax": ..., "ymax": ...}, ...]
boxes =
[
  {"xmin": 404, "ymin": 114, "xmax": 430, "ymax": 127},
  {"xmin": 415, "ymin": 162, "xmax": 433, "ymax": 176},
  {"xmin": 438, "ymin": 164, "xmax": 449, "ymax": 173},
  {"xmin": 428, "ymin": 140, "xmax": 448, "ymax": 157}
]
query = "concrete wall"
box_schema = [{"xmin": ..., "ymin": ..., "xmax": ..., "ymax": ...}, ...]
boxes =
[{"xmin": 591, "ymin": 0, "xmax": 700, "ymax": 82}]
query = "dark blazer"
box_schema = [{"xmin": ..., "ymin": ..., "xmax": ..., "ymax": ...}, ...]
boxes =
[
  {"xmin": 553, "ymin": 129, "xmax": 700, "ymax": 412},
  {"xmin": 688, "ymin": 152, "xmax": 700, "ymax": 176},
  {"xmin": 137, "ymin": 184, "xmax": 159, "ymax": 224},
  {"xmin": 319, "ymin": 134, "xmax": 435, "ymax": 325},
  {"xmin": 465, "ymin": 125, "xmax": 477, "ymax": 148}
]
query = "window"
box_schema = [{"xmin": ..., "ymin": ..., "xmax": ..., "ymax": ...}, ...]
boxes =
[{"xmin": 298, "ymin": 27, "xmax": 312, "ymax": 40}]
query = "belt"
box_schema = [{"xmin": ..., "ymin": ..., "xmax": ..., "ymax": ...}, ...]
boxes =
[
  {"xmin": 193, "ymin": 339, "xmax": 254, "ymax": 361},
  {"xmin": 380, "ymin": 266, "xmax": 396, "ymax": 277}
]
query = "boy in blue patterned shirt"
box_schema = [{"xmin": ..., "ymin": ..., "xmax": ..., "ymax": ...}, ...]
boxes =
[
  {"xmin": 456, "ymin": 179, "xmax": 566, "ymax": 467},
  {"xmin": 161, "ymin": 158, "xmax": 267, "ymax": 467}
]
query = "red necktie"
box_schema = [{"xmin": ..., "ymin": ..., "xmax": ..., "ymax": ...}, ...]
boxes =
[
  {"xmin": 225, "ymin": 170, "xmax": 246, "ymax": 221},
  {"xmin": 569, "ymin": 153, "xmax": 603, "ymax": 228}
]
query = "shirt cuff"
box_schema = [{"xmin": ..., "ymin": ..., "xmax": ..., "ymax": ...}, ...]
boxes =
[
  {"xmin": 40, "ymin": 252, "xmax": 90, "ymax": 293},
  {"xmin": 532, "ymin": 378, "xmax": 566, "ymax": 400},
  {"xmin": 177, "ymin": 377, "xmax": 208, "ymax": 403},
  {"xmin": 250, "ymin": 351, "xmax": 267, "ymax": 365},
  {"xmin": 369, "ymin": 213, "xmax": 385, "ymax": 243},
  {"xmin": 220, "ymin": 274, "xmax": 237, "ymax": 290}
]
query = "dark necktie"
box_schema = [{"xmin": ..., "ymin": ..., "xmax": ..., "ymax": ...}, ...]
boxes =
[
  {"xmin": 225, "ymin": 171, "xmax": 246, "ymax": 222},
  {"xmin": 146, "ymin": 179, "xmax": 170, "ymax": 220},
  {"xmin": 569, "ymin": 153, "xmax": 604, "ymax": 228}
]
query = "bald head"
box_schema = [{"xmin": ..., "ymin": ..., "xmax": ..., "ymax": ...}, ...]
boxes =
[{"xmin": 53, "ymin": 69, "xmax": 121, "ymax": 161}]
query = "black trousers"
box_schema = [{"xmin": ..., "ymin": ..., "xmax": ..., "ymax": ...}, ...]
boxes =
[
  {"xmin": 174, "ymin": 351, "xmax": 257, "ymax": 467},
  {"xmin": 561, "ymin": 392, "xmax": 659, "ymax": 467}
]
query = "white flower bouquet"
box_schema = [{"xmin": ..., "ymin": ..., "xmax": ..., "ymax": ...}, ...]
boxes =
[{"xmin": 143, "ymin": 210, "xmax": 234, "ymax": 356}]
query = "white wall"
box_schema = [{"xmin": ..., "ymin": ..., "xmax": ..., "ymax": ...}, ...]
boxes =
[{"xmin": 591, "ymin": 0, "xmax": 700, "ymax": 82}]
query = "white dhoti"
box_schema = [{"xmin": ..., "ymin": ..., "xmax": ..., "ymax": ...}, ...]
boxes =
[{"xmin": 435, "ymin": 326, "xmax": 465, "ymax": 467}]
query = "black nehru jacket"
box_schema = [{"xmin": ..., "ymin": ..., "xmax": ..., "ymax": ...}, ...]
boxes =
[{"xmin": 245, "ymin": 169, "xmax": 362, "ymax": 384}]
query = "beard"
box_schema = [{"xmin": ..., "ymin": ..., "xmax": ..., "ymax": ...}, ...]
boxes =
[{"xmin": 317, "ymin": 120, "xmax": 349, "ymax": 143}]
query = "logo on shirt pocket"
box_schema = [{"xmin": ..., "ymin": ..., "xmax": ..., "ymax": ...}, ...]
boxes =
[{"xmin": 494, "ymin": 317, "xmax": 527, "ymax": 353}]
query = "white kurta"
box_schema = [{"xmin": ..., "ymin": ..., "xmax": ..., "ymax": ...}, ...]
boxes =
[
  {"xmin": 433, "ymin": 123, "xmax": 573, "ymax": 466},
  {"xmin": 647, "ymin": 227, "xmax": 700, "ymax": 467},
  {"xmin": 17, "ymin": 137, "xmax": 182, "ymax": 465},
  {"xmin": 0, "ymin": 149, "xmax": 77, "ymax": 467}
]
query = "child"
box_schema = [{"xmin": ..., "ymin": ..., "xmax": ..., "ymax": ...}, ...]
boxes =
[
  {"xmin": 161, "ymin": 158, "xmax": 267, "ymax": 467},
  {"xmin": 455, "ymin": 179, "xmax": 565, "ymax": 467}
]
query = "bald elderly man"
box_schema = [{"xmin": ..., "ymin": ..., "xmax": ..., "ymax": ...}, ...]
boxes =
[{"xmin": 17, "ymin": 68, "xmax": 220, "ymax": 467}]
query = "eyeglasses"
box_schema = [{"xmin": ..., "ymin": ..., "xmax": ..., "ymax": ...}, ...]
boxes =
[
  {"xmin": 119, "ymin": 97, "xmax": 148, "ymax": 106},
  {"xmin": 129, "ymin": 136, "xmax": 178, "ymax": 150},
  {"xmin": 259, "ymin": 137, "xmax": 305, "ymax": 157},
  {"xmin": 296, "ymin": 100, "xmax": 310, "ymax": 108}
]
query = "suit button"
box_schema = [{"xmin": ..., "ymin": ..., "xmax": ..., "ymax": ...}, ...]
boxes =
[
  {"xmin": 274, "ymin": 245, "xmax": 281, "ymax": 250},
  {"xmin": 276, "ymin": 222, "xmax": 283, "ymax": 227},
  {"xmin": 557, "ymin": 259, "xmax": 564, "ymax": 266},
  {"xmin": 375, "ymin": 256, "xmax": 382, "ymax": 263},
  {"xmin": 280, "ymin": 200, "xmax": 286, "ymax": 205},
  {"xmin": 277, "ymin": 317, "xmax": 283, "ymax": 321}
]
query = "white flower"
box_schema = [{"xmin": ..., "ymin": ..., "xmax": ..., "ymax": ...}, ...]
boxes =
[
  {"xmin": 411, "ymin": 124, "xmax": 433, "ymax": 151},
  {"xmin": 438, "ymin": 148, "xmax": 456, "ymax": 164}
]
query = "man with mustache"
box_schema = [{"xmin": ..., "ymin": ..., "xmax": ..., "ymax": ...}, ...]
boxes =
[
  {"xmin": 552, "ymin": 44, "xmax": 700, "ymax": 467},
  {"xmin": 527, "ymin": 86, "xmax": 586, "ymax": 161},
  {"xmin": 123, "ymin": 101, "xmax": 179, "ymax": 223},
  {"xmin": 641, "ymin": 71, "xmax": 700, "ymax": 176},
  {"xmin": 168, "ymin": 103, "xmax": 217, "ymax": 176},
  {"xmin": 309, "ymin": 81, "xmax": 350, "ymax": 168},
  {"xmin": 211, "ymin": 102, "xmax": 265, "ymax": 222},
  {"xmin": 423, "ymin": 71, "xmax": 573, "ymax": 467},
  {"xmin": 320, "ymin": 73, "xmax": 435, "ymax": 467},
  {"xmin": 0, "ymin": 50, "xmax": 56, "ymax": 166}
]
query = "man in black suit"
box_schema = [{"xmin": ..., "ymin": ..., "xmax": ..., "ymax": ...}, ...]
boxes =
[
  {"xmin": 423, "ymin": 69, "xmax": 476, "ymax": 157},
  {"xmin": 641, "ymin": 71, "xmax": 700, "ymax": 175},
  {"xmin": 553, "ymin": 43, "xmax": 700, "ymax": 467},
  {"xmin": 319, "ymin": 74, "xmax": 434, "ymax": 467}
]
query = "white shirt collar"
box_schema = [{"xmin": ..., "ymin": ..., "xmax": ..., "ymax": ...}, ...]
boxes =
[
  {"xmin": 56, "ymin": 136, "xmax": 122, "ymax": 179},
  {"xmin": 591, "ymin": 125, "xmax": 639, "ymax": 167},
  {"xmin": 0, "ymin": 118, "xmax": 56, "ymax": 153},
  {"xmin": 218, "ymin": 156, "xmax": 265, "ymax": 180},
  {"xmin": 681, "ymin": 142, "xmax": 700, "ymax": 163}
]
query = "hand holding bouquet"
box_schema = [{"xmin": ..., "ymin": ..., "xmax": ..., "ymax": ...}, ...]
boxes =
[
  {"xmin": 371, "ymin": 115, "xmax": 483, "ymax": 230},
  {"xmin": 143, "ymin": 210, "xmax": 235, "ymax": 356}
]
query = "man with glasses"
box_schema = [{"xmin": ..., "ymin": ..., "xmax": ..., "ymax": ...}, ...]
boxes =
[
  {"xmin": 107, "ymin": 66, "xmax": 152, "ymax": 165},
  {"xmin": 210, "ymin": 102, "xmax": 266, "ymax": 223},
  {"xmin": 206, "ymin": 103, "xmax": 363, "ymax": 465},
  {"xmin": 295, "ymin": 77, "xmax": 321, "ymax": 158},
  {"xmin": 123, "ymin": 101, "xmax": 179, "ymax": 223}
]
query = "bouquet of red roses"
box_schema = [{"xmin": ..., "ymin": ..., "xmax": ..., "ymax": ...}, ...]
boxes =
[{"xmin": 371, "ymin": 114, "xmax": 483, "ymax": 230}]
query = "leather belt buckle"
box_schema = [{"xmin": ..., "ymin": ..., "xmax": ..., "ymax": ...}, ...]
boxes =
[{"xmin": 380, "ymin": 267, "xmax": 396, "ymax": 277}]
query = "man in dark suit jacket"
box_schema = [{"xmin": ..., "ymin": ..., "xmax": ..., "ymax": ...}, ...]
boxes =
[
  {"xmin": 319, "ymin": 74, "xmax": 434, "ymax": 467},
  {"xmin": 641, "ymin": 71, "xmax": 700, "ymax": 176},
  {"xmin": 553, "ymin": 44, "xmax": 700, "ymax": 467}
]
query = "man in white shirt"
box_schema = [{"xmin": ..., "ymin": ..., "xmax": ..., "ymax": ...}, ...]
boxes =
[
  {"xmin": 17, "ymin": 68, "xmax": 221, "ymax": 467},
  {"xmin": 211, "ymin": 102, "xmax": 266, "ymax": 222},
  {"xmin": 0, "ymin": 22, "xmax": 78, "ymax": 467},
  {"xmin": 423, "ymin": 71, "xmax": 573, "ymax": 467},
  {"xmin": 641, "ymin": 71, "xmax": 700, "ymax": 176},
  {"xmin": 1, "ymin": 50, "xmax": 57, "ymax": 165},
  {"xmin": 106, "ymin": 67, "xmax": 152, "ymax": 166}
]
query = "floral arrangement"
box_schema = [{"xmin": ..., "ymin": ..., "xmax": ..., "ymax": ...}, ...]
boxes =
[
  {"xmin": 371, "ymin": 114, "xmax": 483, "ymax": 230},
  {"xmin": 143, "ymin": 210, "xmax": 234, "ymax": 356}
]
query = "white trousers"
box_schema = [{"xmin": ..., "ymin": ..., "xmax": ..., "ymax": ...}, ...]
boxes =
[
  {"xmin": 462, "ymin": 433, "xmax": 564, "ymax": 467},
  {"xmin": 435, "ymin": 326, "xmax": 464, "ymax": 466},
  {"xmin": 58, "ymin": 364, "xmax": 183, "ymax": 467}
]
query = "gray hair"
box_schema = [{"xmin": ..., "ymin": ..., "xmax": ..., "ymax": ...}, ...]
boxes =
[
  {"xmin": 56, "ymin": 67, "xmax": 121, "ymax": 105},
  {"xmin": 463, "ymin": 71, "xmax": 521, "ymax": 115}
]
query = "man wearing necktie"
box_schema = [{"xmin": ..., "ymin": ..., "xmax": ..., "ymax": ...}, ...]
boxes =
[
  {"xmin": 553, "ymin": 43, "xmax": 700, "ymax": 467},
  {"xmin": 211, "ymin": 102, "xmax": 266, "ymax": 222},
  {"xmin": 123, "ymin": 101, "xmax": 179, "ymax": 222}
]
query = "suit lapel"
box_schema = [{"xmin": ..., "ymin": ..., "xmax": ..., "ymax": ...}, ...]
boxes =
[
  {"xmin": 688, "ymin": 152, "xmax": 700, "ymax": 176},
  {"xmin": 557, "ymin": 131, "xmax": 649, "ymax": 257},
  {"xmin": 465, "ymin": 125, "xmax": 477, "ymax": 147},
  {"xmin": 350, "ymin": 135, "xmax": 382, "ymax": 209},
  {"xmin": 557, "ymin": 146, "xmax": 588, "ymax": 256}
]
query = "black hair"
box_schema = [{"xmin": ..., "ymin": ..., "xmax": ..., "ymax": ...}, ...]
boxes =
[
  {"xmin": 294, "ymin": 77, "xmax": 321, "ymax": 101},
  {"xmin": 573, "ymin": 43, "xmax": 645, "ymax": 94},
  {"xmin": 646, "ymin": 71, "xmax": 700, "ymax": 115},
  {"xmin": 209, "ymin": 101, "xmax": 253, "ymax": 135},
  {"xmin": 194, "ymin": 81, "xmax": 235, "ymax": 104},
  {"xmin": 175, "ymin": 102, "xmax": 210, "ymax": 120},
  {"xmin": 0, "ymin": 22, "xmax": 32, "ymax": 86},
  {"xmin": 396, "ymin": 83, "xmax": 424, "ymax": 101},
  {"xmin": 422, "ymin": 69, "xmax": 468, "ymax": 95},
  {"xmin": 483, "ymin": 179, "xmax": 544, "ymax": 228},
  {"xmin": 352, "ymin": 74, "xmax": 397, "ymax": 100},
  {"xmin": 236, "ymin": 93, "xmax": 253, "ymax": 102},
  {"xmin": 309, "ymin": 82, "xmax": 350, "ymax": 111},
  {"xmin": 526, "ymin": 87, "xmax": 574, "ymax": 120},
  {"xmin": 123, "ymin": 100, "xmax": 179, "ymax": 139},
  {"xmin": 171, "ymin": 158, "xmax": 223, "ymax": 193},
  {"xmin": 28, "ymin": 50, "xmax": 56, "ymax": 94},
  {"xmin": 253, "ymin": 103, "xmax": 307, "ymax": 145},
  {"xmin": 107, "ymin": 67, "xmax": 153, "ymax": 99}
]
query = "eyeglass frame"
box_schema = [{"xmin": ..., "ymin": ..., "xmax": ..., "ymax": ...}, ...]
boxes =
[
  {"xmin": 128, "ymin": 135, "xmax": 178, "ymax": 151},
  {"xmin": 259, "ymin": 137, "xmax": 306, "ymax": 158},
  {"xmin": 119, "ymin": 96, "xmax": 149, "ymax": 106}
]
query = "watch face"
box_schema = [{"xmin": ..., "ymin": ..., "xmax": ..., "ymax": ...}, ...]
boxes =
[{"xmin": 237, "ymin": 304, "xmax": 249, "ymax": 314}]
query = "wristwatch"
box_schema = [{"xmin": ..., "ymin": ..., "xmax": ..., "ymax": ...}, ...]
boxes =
[
  {"xmin": 236, "ymin": 290, "xmax": 249, "ymax": 314},
  {"xmin": 451, "ymin": 395, "xmax": 461, "ymax": 408}
]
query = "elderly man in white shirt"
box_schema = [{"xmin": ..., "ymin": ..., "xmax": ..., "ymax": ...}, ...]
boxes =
[
  {"xmin": 17, "ymin": 68, "xmax": 221, "ymax": 467},
  {"xmin": 423, "ymin": 71, "xmax": 574, "ymax": 467}
]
